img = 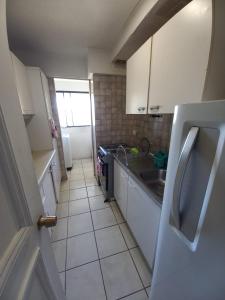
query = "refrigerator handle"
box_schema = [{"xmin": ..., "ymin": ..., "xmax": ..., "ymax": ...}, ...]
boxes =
[{"xmin": 172, "ymin": 127, "xmax": 199, "ymax": 229}]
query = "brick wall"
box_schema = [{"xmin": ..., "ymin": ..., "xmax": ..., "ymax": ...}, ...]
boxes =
[{"xmin": 93, "ymin": 74, "xmax": 173, "ymax": 154}]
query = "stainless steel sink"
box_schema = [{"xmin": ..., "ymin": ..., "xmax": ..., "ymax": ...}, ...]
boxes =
[{"xmin": 139, "ymin": 169, "xmax": 167, "ymax": 199}]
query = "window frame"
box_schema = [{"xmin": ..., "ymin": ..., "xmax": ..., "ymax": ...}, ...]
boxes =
[{"xmin": 56, "ymin": 90, "xmax": 92, "ymax": 128}]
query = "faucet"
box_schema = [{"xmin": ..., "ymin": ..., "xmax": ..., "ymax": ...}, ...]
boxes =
[
  {"xmin": 116, "ymin": 145, "xmax": 129, "ymax": 167},
  {"xmin": 139, "ymin": 137, "xmax": 152, "ymax": 156}
]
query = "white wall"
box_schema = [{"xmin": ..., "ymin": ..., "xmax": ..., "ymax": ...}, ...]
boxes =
[
  {"xmin": 54, "ymin": 78, "xmax": 89, "ymax": 92},
  {"xmin": 88, "ymin": 48, "xmax": 126, "ymax": 77},
  {"xmin": 62, "ymin": 127, "xmax": 92, "ymax": 160},
  {"xmin": 13, "ymin": 49, "xmax": 88, "ymax": 79},
  {"xmin": 13, "ymin": 47, "xmax": 126, "ymax": 79}
]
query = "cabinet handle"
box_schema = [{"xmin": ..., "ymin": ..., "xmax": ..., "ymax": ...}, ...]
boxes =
[
  {"xmin": 138, "ymin": 107, "xmax": 146, "ymax": 112},
  {"xmin": 149, "ymin": 105, "xmax": 160, "ymax": 111},
  {"xmin": 128, "ymin": 180, "xmax": 137, "ymax": 189},
  {"xmin": 121, "ymin": 172, "xmax": 128, "ymax": 178}
]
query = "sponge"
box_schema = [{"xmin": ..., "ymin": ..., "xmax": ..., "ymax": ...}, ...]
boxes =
[{"xmin": 130, "ymin": 147, "xmax": 139, "ymax": 156}]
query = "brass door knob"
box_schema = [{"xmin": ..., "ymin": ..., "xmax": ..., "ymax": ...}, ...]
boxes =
[{"xmin": 37, "ymin": 215, "xmax": 57, "ymax": 229}]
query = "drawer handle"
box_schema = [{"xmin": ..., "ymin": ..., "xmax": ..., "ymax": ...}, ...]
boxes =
[
  {"xmin": 150, "ymin": 105, "xmax": 160, "ymax": 111},
  {"xmin": 128, "ymin": 180, "xmax": 136, "ymax": 189},
  {"xmin": 138, "ymin": 107, "xmax": 146, "ymax": 112}
]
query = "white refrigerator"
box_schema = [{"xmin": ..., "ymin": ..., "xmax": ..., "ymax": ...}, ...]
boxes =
[{"xmin": 150, "ymin": 100, "xmax": 225, "ymax": 300}]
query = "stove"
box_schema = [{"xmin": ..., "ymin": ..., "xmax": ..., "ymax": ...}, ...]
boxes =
[
  {"xmin": 99, "ymin": 143, "xmax": 127, "ymax": 155},
  {"xmin": 97, "ymin": 143, "xmax": 127, "ymax": 201}
]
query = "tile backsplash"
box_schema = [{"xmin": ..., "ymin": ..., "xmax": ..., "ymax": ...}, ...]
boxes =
[{"xmin": 93, "ymin": 74, "xmax": 173, "ymax": 154}]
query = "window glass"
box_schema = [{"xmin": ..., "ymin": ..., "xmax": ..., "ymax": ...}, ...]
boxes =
[{"xmin": 56, "ymin": 92, "xmax": 91, "ymax": 127}]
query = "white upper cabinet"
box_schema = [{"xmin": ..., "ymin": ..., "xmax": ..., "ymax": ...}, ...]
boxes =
[
  {"xmin": 126, "ymin": 38, "xmax": 151, "ymax": 114},
  {"xmin": 11, "ymin": 52, "xmax": 34, "ymax": 115},
  {"xmin": 148, "ymin": 0, "xmax": 212, "ymax": 114},
  {"xmin": 26, "ymin": 67, "xmax": 53, "ymax": 151}
]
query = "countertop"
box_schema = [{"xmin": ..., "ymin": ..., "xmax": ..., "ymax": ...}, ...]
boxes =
[
  {"xmin": 32, "ymin": 149, "xmax": 55, "ymax": 184},
  {"xmin": 114, "ymin": 155, "xmax": 164, "ymax": 208}
]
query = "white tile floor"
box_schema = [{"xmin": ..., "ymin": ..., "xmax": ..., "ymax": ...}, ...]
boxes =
[{"xmin": 52, "ymin": 158, "xmax": 151, "ymax": 300}]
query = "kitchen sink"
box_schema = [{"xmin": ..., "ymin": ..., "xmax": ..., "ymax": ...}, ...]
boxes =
[{"xmin": 139, "ymin": 169, "xmax": 167, "ymax": 200}]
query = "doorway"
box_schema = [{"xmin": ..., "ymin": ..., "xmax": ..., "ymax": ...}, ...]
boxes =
[{"xmin": 54, "ymin": 79, "xmax": 93, "ymax": 166}]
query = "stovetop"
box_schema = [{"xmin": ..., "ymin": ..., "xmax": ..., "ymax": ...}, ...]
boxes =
[{"xmin": 98, "ymin": 143, "xmax": 127, "ymax": 155}]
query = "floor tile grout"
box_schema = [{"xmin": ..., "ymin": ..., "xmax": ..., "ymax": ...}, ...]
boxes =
[
  {"xmin": 88, "ymin": 192, "xmax": 108, "ymax": 300},
  {"xmin": 64, "ymin": 248, "xmax": 139, "ymax": 273},
  {"xmin": 57, "ymin": 159, "xmax": 150, "ymax": 299},
  {"xmin": 57, "ymin": 204, "xmax": 112, "ymax": 220},
  {"xmin": 128, "ymin": 248, "xmax": 148, "ymax": 291},
  {"xmin": 52, "ymin": 219, "xmax": 127, "ymax": 244},
  {"xmin": 117, "ymin": 288, "xmax": 148, "ymax": 300},
  {"xmin": 64, "ymin": 206, "xmax": 69, "ymax": 296},
  {"xmin": 52, "ymin": 221, "xmax": 133, "ymax": 245},
  {"xmin": 65, "ymin": 258, "xmax": 99, "ymax": 273},
  {"xmin": 111, "ymin": 199, "xmax": 147, "ymax": 293}
]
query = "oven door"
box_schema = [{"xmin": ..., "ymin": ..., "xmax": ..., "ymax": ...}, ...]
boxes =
[{"xmin": 97, "ymin": 157, "xmax": 108, "ymax": 194}]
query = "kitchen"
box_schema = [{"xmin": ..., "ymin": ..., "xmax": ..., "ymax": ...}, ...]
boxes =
[{"xmin": 1, "ymin": 0, "xmax": 225, "ymax": 300}]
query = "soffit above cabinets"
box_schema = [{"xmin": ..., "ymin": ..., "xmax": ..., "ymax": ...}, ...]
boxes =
[{"xmin": 112, "ymin": 0, "xmax": 192, "ymax": 61}]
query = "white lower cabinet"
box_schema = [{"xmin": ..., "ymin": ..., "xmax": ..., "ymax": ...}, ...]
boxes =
[
  {"xmin": 127, "ymin": 176, "xmax": 161, "ymax": 269},
  {"xmin": 51, "ymin": 146, "xmax": 61, "ymax": 202},
  {"xmin": 114, "ymin": 160, "xmax": 128, "ymax": 218},
  {"xmin": 114, "ymin": 159, "xmax": 161, "ymax": 269},
  {"xmin": 41, "ymin": 169, "xmax": 56, "ymax": 216}
]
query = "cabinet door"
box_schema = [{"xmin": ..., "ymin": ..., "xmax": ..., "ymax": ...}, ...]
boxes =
[
  {"xmin": 114, "ymin": 160, "xmax": 120, "ymax": 202},
  {"xmin": 126, "ymin": 38, "xmax": 151, "ymax": 114},
  {"xmin": 40, "ymin": 71, "xmax": 53, "ymax": 119},
  {"xmin": 148, "ymin": 0, "xmax": 212, "ymax": 114},
  {"xmin": 26, "ymin": 67, "xmax": 53, "ymax": 151},
  {"xmin": 52, "ymin": 144, "xmax": 61, "ymax": 202},
  {"xmin": 118, "ymin": 166, "xmax": 128, "ymax": 218},
  {"xmin": 11, "ymin": 53, "xmax": 34, "ymax": 115},
  {"xmin": 127, "ymin": 177, "xmax": 161, "ymax": 268},
  {"xmin": 42, "ymin": 170, "xmax": 56, "ymax": 216},
  {"xmin": 114, "ymin": 160, "xmax": 128, "ymax": 219}
]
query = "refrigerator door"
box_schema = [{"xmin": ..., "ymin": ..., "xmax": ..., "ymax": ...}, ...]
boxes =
[{"xmin": 150, "ymin": 100, "xmax": 225, "ymax": 300}]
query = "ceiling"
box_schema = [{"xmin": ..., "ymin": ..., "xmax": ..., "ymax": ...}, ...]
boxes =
[{"xmin": 7, "ymin": 0, "xmax": 140, "ymax": 57}]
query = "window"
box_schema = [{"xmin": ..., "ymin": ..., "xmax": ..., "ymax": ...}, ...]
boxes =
[{"xmin": 56, "ymin": 92, "xmax": 91, "ymax": 127}]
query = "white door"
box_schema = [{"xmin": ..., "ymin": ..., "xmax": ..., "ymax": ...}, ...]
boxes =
[{"xmin": 0, "ymin": 1, "xmax": 65, "ymax": 298}]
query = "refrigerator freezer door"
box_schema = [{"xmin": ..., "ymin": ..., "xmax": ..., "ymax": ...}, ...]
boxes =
[{"xmin": 150, "ymin": 100, "xmax": 225, "ymax": 300}]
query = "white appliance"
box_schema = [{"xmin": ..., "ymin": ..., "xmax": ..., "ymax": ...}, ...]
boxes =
[
  {"xmin": 62, "ymin": 133, "xmax": 73, "ymax": 169},
  {"xmin": 150, "ymin": 100, "xmax": 225, "ymax": 300}
]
